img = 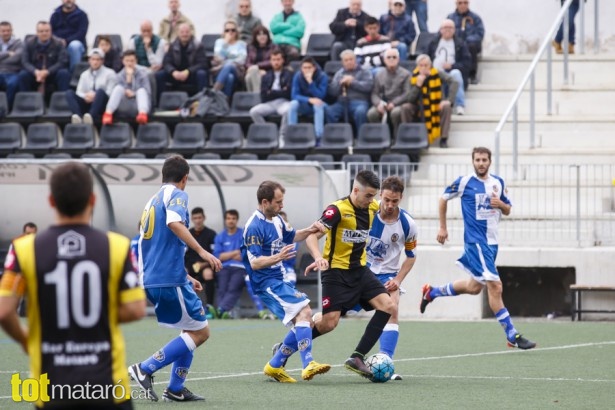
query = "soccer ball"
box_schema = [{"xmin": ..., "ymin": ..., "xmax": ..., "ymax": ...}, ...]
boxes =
[{"xmin": 365, "ymin": 353, "xmax": 394, "ymax": 383}]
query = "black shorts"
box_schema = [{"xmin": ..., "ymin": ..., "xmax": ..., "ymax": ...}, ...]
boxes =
[{"xmin": 321, "ymin": 266, "xmax": 388, "ymax": 314}]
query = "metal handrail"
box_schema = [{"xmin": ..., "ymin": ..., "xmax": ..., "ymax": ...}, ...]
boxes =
[{"xmin": 493, "ymin": 0, "xmax": 599, "ymax": 175}]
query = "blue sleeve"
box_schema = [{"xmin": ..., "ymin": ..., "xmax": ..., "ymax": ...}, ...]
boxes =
[
  {"xmin": 291, "ymin": 72, "xmax": 308, "ymax": 103},
  {"xmin": 443, "ymin": 176, "xmax": 464, "ymax": 196},
  {"xmin": 213, "ymin": 232, "xmax": 224, "ymax": 258},
  {"xmin": 497, "ymin": 176, "xmax": 512, "ymax": 206},
  {"xmin": 280, "ymin": 217, "xmax": 296, "ymax": 244},
  {"xmin": 312, "ymin": 72, "xmax": 329, "ymax": 100},
  {"xmin": 167, "ymin": 190, "xmax": 189, "ymax": 224},
  {"xmin": 243, "ymin": 222, "xmax": 264, "ymax": 259}
]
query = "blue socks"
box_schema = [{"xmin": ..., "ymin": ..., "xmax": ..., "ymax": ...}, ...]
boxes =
[
  {"xmin": 295, "ymin": 321, "xmax": 314, "ymax": 368},
  {"xmin": 168, "ymin": 350, "xmax": 194, "ymax": 392},
  {"xmin": 495, "ymin": 308, "xmax": 518, "ymax": 342},
  {"xmin": 270, "ymin": 329, "xmax": 298, "ymax": 368},
  {"xmin": 379, "ymin": 323, "xmax": 399, "ymax": 359},
  {"xmin": 140, "ymin": 333, "xmax": 197, "ymax": 391},
  {"xmin": 430, "ymin": 283, "xmax": 458, "ymax": 299}
]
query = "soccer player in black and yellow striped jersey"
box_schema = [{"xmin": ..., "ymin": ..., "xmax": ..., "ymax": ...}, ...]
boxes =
[
  {"xmin": 305, "ymin": 169, "xmax": 395, "ymax": 379},
  {"xmin": 0, "ymin": 162, "xmax": 146, "ymax": 409}
]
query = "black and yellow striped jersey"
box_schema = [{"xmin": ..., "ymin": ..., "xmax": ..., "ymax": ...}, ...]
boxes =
[
  {"xmin": 0, "ymin": 225, "xmax": 144, "ymax": 408},
  {"xmin": 318, "ymin": 196, "xmax": 380, "ymax": 270}
]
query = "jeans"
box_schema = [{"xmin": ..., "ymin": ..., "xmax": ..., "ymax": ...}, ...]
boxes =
[
  {"xmin": 67, "ymin": 40, "xmax": 85, "ymax": 72},
  {"xmin": 65, "ymin": 89, "xmax": 109, "ymax": 118},
  {"xmin": 17, "ymin": 69, "xmax": 70, "ymax": 92},
  {"xmin": 215, "ymin": 62, "xmax": 238, "ymax": 97},
  {"xmin": 288, "ymin": 100, "xmax": 325, "ymax": 138},
  {"xmin": 445, "ymin": 69, "xmax": 465, "ymax": 108},
  {"xmin": 405, "ymin": 0, "xmax": 428, "ymax": 33},
  {"xmin": 0, "ymin": 72, "xmax": 19, "ymax": 109},
  {"xmin": 216, "ymin": 267, "xmax": 246, "ymax": 312},
  {"xmin": 396, "ymin": 42, "xmax": 409, "ymax": 61},
  {"xmin": 555, "ymin": 0, "xmax": 580, "ymax": 44},
  {"xmin": 155, "ymin": 68, "xmax": 209, "ymax": 102},
  {"xmin": 325, "ymin": 99, "xmax": 368, "ymax": 133}
]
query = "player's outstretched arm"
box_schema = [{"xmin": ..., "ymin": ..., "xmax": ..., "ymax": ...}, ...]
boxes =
[
  {"xmin": 437, "ymin": 198, "xmax": 449, "ymax": 245},
  {"xmin": 293, "ymin": 221, "xmax": 327, "ymax": 242},
  {"xmin": 168, "ymin": 221, "xmax": 222, "ymax": 272},
  {"xmin": 304, "ymin": 232, "xmax": 329, "ymax": 275},
  {"xmin": 250, "ymin": 244, "xmax": 296, "ymax": 271}
]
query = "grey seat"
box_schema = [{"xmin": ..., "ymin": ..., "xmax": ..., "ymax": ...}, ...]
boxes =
[
  {"xmin": 81, "ymin": 152, "xmax": 109, "ymax": 159},
  {"xmin": 203, "ymin": 123, "xmax": 243, "ymax": 156},
  {"xmin": 7, "ymin": 152, "xmax": 35, "ymax": 159},
  {"xmin": 95, "ymin": 123, "xmax": 133, "ymax": 155},
  {"xmin": 226, "ymin": 92, "xmax": 261, "ymax": 120},
  {"xmin": 157, "ymin": 91, "xmax": 189, "ymax": 111},
  {"xmin": 306, "ymin": 33, "xmax": 335, "ymax": 64},
  {"xmin": 391, "ymin": 122, "xmax": 429, "ymax": 163},
  {"xmin": 266, "ymin": 153, "xmax": 296, "ymax": 161},
  {"xmin": 304, "ymin": 153, "xmax": 336, "ymax": 170},
  {"xmin": 44, "ymin": 91, "xmax": 71, "ymax": 119},
  {"xmin": 280, "ymin": 124, "xmax": 316, "ymax": 157},
  {"xmin": 0, "ymin": 122, "xmax": 25, "ymax": 155},
  {"xmin": 192, "ymin": 152, "xmax": 222, "ymax": 160},
  {"xmin": 243, "ymin": 123, "xmax": 278, "ymax": 155},
  {"xmin": 323, "ymin": 61, "xmax": 343, "ymax": 79},
  {"xmin": 0, "ymin": 92, "xmax": 7, "ymax": 118},
  {"xmin": 414, "ymin": 32, "xmax": 438, "ymax": 56},
  {"xmin": 44, "ymin": 152, "xmax": 72, "ymax": 159},
  {"xmin": 168, "ymin": 122, "xmax": 207, "ymax": 155},
  {"xmin": 341, "ymin": 153, "xmax": 374, "ymax": 181},
  {"xmin": 316, "ymin": 123, "xmax": 353, "ymax": 157},
  {"xmin": 23, "ymin": 122, "xmax": 61, "ymax": 154},
  {"xmin": 118, "ymin": 152, "xmax": 146, "ymax": 159},
  {"xmin": 130, "ymin": 122, "xmax": 170, "ymax": 155},
  {"xmin": 200, "ymin": 34, "xmax": 219, "ymax": 59},
  {"xmin": 354, "ymin": 123, "xmax": 391, "ymax": 156},
  {"xmin": 60, "ymin": 123, "xmax": 96, "ymax": 154},
  {"xmin": 69, "ymin": 62, "xmax": 90, "ymax": 89},
  {"xmin": 379, "ymin": 153, "xmax": 412, "ymax": 182},
  {"xmin": 229, "ymin": 152, "xmax": 259, "ymax": 161},
  {"xmin": 8, "ymin": 92, "xmax": 45, "ymax": 118}
]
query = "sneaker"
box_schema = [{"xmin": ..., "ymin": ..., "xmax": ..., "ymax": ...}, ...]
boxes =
[
  {"xmin": 128, "ymin": 363, "xmax": 158, "ymax": 401},
  {"xmin": 136, "ymin": 112, "xmax": 148, "ymax": 125},
  {"xmin": 507, "ymin": 334, "xmax": 536, "ymax": 350},
  {"xmin": 71, "ymin": 114, "xmax": 82, "ymax": 124},
  {"xmin": 162, "ymin": 387, "xmax": 205, "ymax": 402},
  {"xmin": 455, "ymin": 106, "xmax": 465, "ymax": 115},
  {"xmin": 344, "ymin": 356, "xmax": 373, "ymax": 379},
  {"xmin": 220, "ymin": 310, "xmax": 232, "ymax": 319},
  {"xmin": 391, "ymin": 373, "xmax": 403, "ymax": 381},
  {"xmin": 206, "ymin": 304, "xmax": 218, "ymax": 319},
  {"xmin": 271, "ymin": 342, "xmax": 288, "ymax": 367},
  {"xmin": 552, "ymin": 40, "xmax": 563, "ymax": 54},
  {"xmin": 301, "ymin": 361, "xmax": 331, "ymax": 381},
  {"xmin": 264, "ymin": 362, "xmax": 297, "ymax": 383},
  {"xmin": 420, "ymin": 284, "xmax": 433, "ymax": 314},
  {"xmin": 102, "ymin": 112, "xmax": 113, "ymax": 125},
  {"xmin": 83, "ymin": 113, "xmax": 93, "ymax": 124}
]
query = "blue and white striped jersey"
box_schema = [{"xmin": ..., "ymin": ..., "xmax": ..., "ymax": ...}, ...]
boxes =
[{"xmin": 366, "ymin": 208, "xmax": 418, "ymax": 275}]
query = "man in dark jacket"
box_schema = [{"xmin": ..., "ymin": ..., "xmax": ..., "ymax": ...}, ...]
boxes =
[
  {"xmin": 0, "ymin": 21, "xmax": 23, "ymax": 109},
  {"xmin": 379, "ymin": 1, "xmax": 416, "ymax": 61},
  {"xmin": 288, "ymin": 56, "xmax": 328, "ymax": 141},
  {"xmin": 17, "ymin": 21, "xmax": 70, "ymax": 94},
  {"xmin": 50, "ymin": 0, "xmax": 89, "ymax": 71},
  {"xmin": 329, "ymin": 0, "xmax": 372, "ymax": 61},
  {"xmin": 447, "ymin": 0, "xmax": 484, "ymax": 83},
  {"xmin": 155, "ymin": 23, "xmax": 208, "ymax": 102},
  {"xmin": 249, "ymin": 49, "xmax": 292, "ymax": 144}
]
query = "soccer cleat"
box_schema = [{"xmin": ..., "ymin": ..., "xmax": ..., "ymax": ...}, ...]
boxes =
[
  {"xmin": 128, "ymin": 363, "xmax": 158, "ymax": 401},
  {"xmin": 344, "ymin": 356, "xmax": 373, "ymax": 379},
  {"xmin": 162, "ymin": 387, "xmax": 205, "ymax": 402},
  {"xmin": 264, "ymin": 362, "xmax": 297, "ymax": 383},
  {"xmin": 507, "ymin": 334, "xmax": 536, "ymax": 350},
  {"xmin": 420, "ymin": 284, "xmax": 433, "ymax": 314},
  {"xmin": 301, "ymin": 361, "xmax": 331, "ymax": 381},
  {"xmin": 391, "ymin": 373, "xmax": 403, "ymax": 381},
  {"xmin": 102, "ymin": 112, "xmax": 113, "ymax": 125}
]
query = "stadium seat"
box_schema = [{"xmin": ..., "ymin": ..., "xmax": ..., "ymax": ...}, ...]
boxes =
[
  {"xmin": 354, "ymin": 123, "xmax": 391, "ymax": 155},
  {"xmin": 289, "ymin": 60, "xmax": 302, "ymax": 73},
  {"xmin": 157, "ymin": 91, "xmax": 189, "ymax": 111},
  {"xmin": 95, "ymin": 123, "xmax": 133, "ymax": 155},
  {"xmin": 243, "ymin": 123, "xmax": 278, "ymax": 155},
  {"xmin": 203, "ymin": 123, "xmax": 243, "ymax": 156},
  {"xmin": 69, "ymin": 62, "xmax": 90, "ymax": 89},
  {"xmin": 23, "ymin": 122, "xmax": 61, "ymax": 154},
  {"xmin": 60, "ymin": 123, "xmax": 96, "ymax": 155},
  {"xmin": 378, "ymin": 153, "xmax": 412, "ymax": 182},
  {"xmin": 154, "ymin": 153, "xmax": 171, "ymax": 159},
  {"xmin": 7, "ymin": 152, "xmax": 35, "ymax": 159},
  {"xmin": 201, "ymin": 34, "xmax": 219, "ymax": 59},
  {"xmin": 316, "ymin": 123, "xmax": 353, "ymax": 157},
  {"xmin": 414, "ymin": 32, "xmax": 438, "ymax": 56},
  {"xmin": 118, "ymin": 152, "xmax": 146, "ymax": 159},
  {"xmin": 306, "ymin": 33, "xmax": 335, "ymax": 64},
  {"xmin": 304, "ymin": 153, "xmax": 336, "ymax": 170},
  {"xmin": 400, "ymin": 60, "xmax": 417, "ymax": 72},
  {"xmin": 229, "ymin": 152, "xmax": 259, "ymax": 161},
  {"xmin": 94, "ymin": 34, "xmax": 123, "ymax": 52},
  {"xmin": 168, "ymin": 122, "xmax": 207, "ymax": 155},
  {"xmin": 8, "ymin": 92, "xmax": 44, "ymax": 118},
  {"xmin": 44, "ymin": 91, "xmax": 72, "ymax": 120},
  {"xmin": 0, "ymin": 122, "xmax": 25, "ymax": 156},
  {"xmin": 80, "ymin": 152, "xmax": 109, "ymax": 159},
  {"xmin": 192, "ymin": 152, "xmax": 221, "ymax": 160},
  {"xmin": 279, "ymin": 124, "xmax": 316, "ymax": 157},
  {"xmin": 130, "ymin": 122, "xmax": 170, "ymax": 155},
  {"xmin": 266, "ymin": 153, "xmax": 296, "ymax": 161},
  {"xmin": 341, "ymin": 153, "xmax": 374, "ymax": 181},
  {"xmin": 43, "ymin": 152, "xmax": 72, "ymax": 159},
  {"xmin": 323, "ymin": 61, "xmax": 343, "ymax": 79},
  {"xmin": 0, "ymin": 92, "xmax": 7, "ymax": 118},
  {"xmin": 226, "ymin": 92, "xmax": 261, "ymax": 120},
  {"xmin": 391, "ymin": 122, "xmax": 428, "ymax": 163}
]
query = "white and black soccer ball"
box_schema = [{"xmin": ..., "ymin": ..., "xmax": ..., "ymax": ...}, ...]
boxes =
[{"xmin": 365, "ymin": 353, "xmax": 394, "ymax": 383}]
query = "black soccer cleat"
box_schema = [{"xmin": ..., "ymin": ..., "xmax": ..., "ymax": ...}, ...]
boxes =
[
  {"xmin": 507, "ymin": 334, "xmax": 537, "ymax": 350},
  {"xmin": 128, "ymin": 363, "xmax": 158, "ymax": 401},
  {"xmin": 420, "ymin": 284, "xmax": 433, "ymax": 314},
  {"xmin": 162, "ymin": 387, "xmax": 205, "ymax": 402},
  {"xmin": 344, "ymin": 356, "xmax": 373, "ymax": 379}
]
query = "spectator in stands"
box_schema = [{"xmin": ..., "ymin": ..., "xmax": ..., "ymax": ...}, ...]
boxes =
[
  {"xmin": 49, "ymin": 0, "xmax": 88, "ymax": 72},
  {"xmin": 329, "ymin": 0, "xmax": 372, "ymax": 61},
  {"xmin": 380, "ymin": 1, "xmax": 416, "ymax": 62},
  {"xmin": 244, "ymin": 25, "xmax": 274, "ymax": 92},
  {"xmin": 0, "ymin": 21, "xmax": 23, "ymax": 110},
  {"xmin": 211, "ymin": 20, "xmax": 247, "ymax": 98},
  {"xmin": 288, "ymin": 56, "xmax": 328, "ymax": 144},
  {"xmin": 184, "ymin": 207, "xmax": 217, "ymax": 309},
  {"xmin": 427, "ymin": 19, "xmax": 471, "ymax": 115},
  {"xmin": 354, "ymin": 17, "xmax": 392, "ymax": 73},
  {"xmin": 18, "ymin": 21, "xmax": 70, "ymax": 94},
  {"xmin": 407, "ymin": 54, "xmax": 457, "ymax": 148},
  {"xmin": 405, "ymin": 0, "xmax": 428, "ymax": 33},
  {"xmin": 249, "ymin": 49, "xmax": 292, "ymax": 146},
  {"xmin": 155, "ymin": 23, "xmax": 208, "ymax": 102},
  {"xmin": 102, "ymin": 50, "xmax": 150, "ymax": 125},
  {"xmin": 66, "ymin": 48, "xmax": 116, "ymax": 124},
  {"xmin": 236, "ymin": 0, "xmax": 262, "ymax": 43},
  {"xmin": 97, "ymin": 35, "xmax": 122, "ymax": 72},
  {"xmin": 270, "ymin": 0, "xmax": 305, "ymax": 62},
  {"xmin": 447, "ymin": 0, "xmax": 484, "ymax": 83},
  {"xmin": 366, "ymin": 48, "xmax": 410, "ymax": 138},
  {"xmin": 159, "ymin": 0, "xmax": 195, "ymax": 44},
  {"xmin": 126, "ymin": 20, "xmax": 166, "ymax": 73},
  {"xmin": 325, "ymin": 49, "xmax": 373, "ymax": 134},
  {"xmin": 553, "ymin": 0, "xmax": 582, "ymax": 55}
]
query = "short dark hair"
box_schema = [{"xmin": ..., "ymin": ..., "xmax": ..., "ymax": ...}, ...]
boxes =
[
  {"xmin": 472, "ymin": 146, "xmax": 492, "ymax": 161},
  {"xmin": 22, "ymin": 222, "xmax": 37, "ymax": 233},
  {"xmin": 225, "ymin": 209, "xmax": 239, "ymax": 219},
  {"xmin": 162, "ymin": 154, "xmax": 189, "ymax": 183},
  {"xmin": 0, "ymin": 21, "xmax": 11, "ymax": 27},
  {"xmin": 300, "ymin": 56, "xmax": 317, "ymax": 68},
  {"xmin": 381, "ymin": 176, "xmax": 404, "ymax": 194},
  {"xmin": 257, "ymin": 180, "xmax": 285, "ymax": 203},
  {"xmin": 50, "ymin": 162, "xmax": 93, "ymax": 217},
  {"xmin": 354, "ymin": 170, "xmax": 380, "ymax": 190},
  {"xmin": 191, "ymin": 207, "xmax": 204, "ymax": 216},
  {"xmin": 98, "ymin": 34, "xmax": 112, "ymax": 45},
  {"xmin": 122, "ymin": 49, "xmax": 137, "ymax": 59},
  {"xmin": 270, "ymin": 47, "xmax": 284, "ymax": 59},
  {"xmin": 365, "ymin": 16, "xmax": 379, "ymax": 26}
]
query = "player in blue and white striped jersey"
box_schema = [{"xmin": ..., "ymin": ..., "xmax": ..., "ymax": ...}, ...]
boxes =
[{"xmin": 421, "ymin": 147, "xmax": 536, "ymax": 350}]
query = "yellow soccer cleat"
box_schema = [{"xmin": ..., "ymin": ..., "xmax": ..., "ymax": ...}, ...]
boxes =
[
  {"xmin": 301, "ymin": 361, "xmax": 331, "ymax": 381},
  {"xmin": 264, "ymin": 363, "xmax": 297, "ymax": 383}
]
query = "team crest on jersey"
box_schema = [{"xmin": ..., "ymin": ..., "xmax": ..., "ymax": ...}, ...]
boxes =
[
  {"xmin": 57, "ymin": 230, "xmax": 86, "ymax": 258},
  {"xmin": 493, "ymin": 185, "xmax": 499, "ymax": 193},
  {"xmin": 153, "ymin": 349, "xmax": 165, "ymax": 362},
  {"xmin": 390, "ymin": 233, "xmax": 399, "ymax": 243},
  {"xmin": 175, "ymin": 367, "xmax": 189, "ymax": 379}
]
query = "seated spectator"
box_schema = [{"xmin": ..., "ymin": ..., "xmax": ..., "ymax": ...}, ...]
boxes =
[
  {"xmin": 244, "ymin": 25, "xmax": 274, "ymax": 93},
  {"xmin": 405, "ymin": 0, "xmax": 428, "ymax": 33},
  {"xmin": 0, "ymin": 21, "xmax": 23, "ymax": 110},
  {"xmin": 159, "ymin": 0, "xmax": 195, "ymax": 44},
  {"xmin": 211, "ymin": 20, "xmax": 247, "ymax": 98},
  {"xmin": 18, "ymin": 21, "xmax": 69, "ymax": 94},
  {"xmin": 366, "ymin": 48, "xmax": 410, "ymax": 138},
  {"xmin": 249, "ymin": 49, "xmax": 292, "ymax": 145},
  {"xmin": 329, "ymin": 0, "xmax": 372, "ymax": 61},
  {"xmin": 325, "ymin": 49, "xmax": 373, "ymax": 133},
  {"xmin": 236, "ymin": 0, "xmax": 262, "ymax": 43},
  {"xmin": 126, "ymin": 20, "xmax": 166, "ymax": 73},
  {"xmin": 155, "ymin": 23, "xmax": 208, "ymax": 102},
  {"xmin": 66, "ymin": 48, "xmax": 117, "ymax": 124},
  {"xmin": 407, "ymin": 54, "xmax": 457, "ymax": 148},
  {"xmin": 447, "ymin": 0, "xmax": 484, "ymax": 83},
  {"xmin": 288, "ymin": 57, "xmax": 328, "ymax": 143},
  {"xmin": 354, "ymin": 17, "xmax": 392, "ymax": 72},
  {"xmin": 97, "ymin": 35, "xmax": 122, "ymax": 72},
  {"xmin": 270, "ymin": 0, "xmax": 305, "ymax": 62},
  {"xmin": 427, "ymin": 19, "xmax": 471, "ymax": 115},
  {"xmin": 50, "ymin": 0, "xmax": 88, "ymax": 71},
  {"xmin": 102, "ymin": 50, "xmax": 151, "ymax": 125},
  {"xmin": 379, "ymin": 1, "xmax": 416, "ymax": 61}
]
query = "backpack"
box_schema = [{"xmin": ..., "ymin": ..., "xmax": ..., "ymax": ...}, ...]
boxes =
[{"xmin": 180, "ymin": 88, "xmax": 230, "ymax": 118}]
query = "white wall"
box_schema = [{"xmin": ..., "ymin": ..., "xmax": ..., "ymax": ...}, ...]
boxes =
[{"xmin": 5, "ymin": 0, "xmax": 615, "ymax": 54}]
